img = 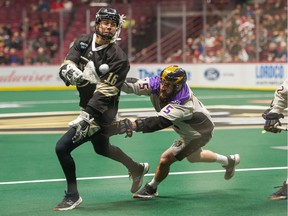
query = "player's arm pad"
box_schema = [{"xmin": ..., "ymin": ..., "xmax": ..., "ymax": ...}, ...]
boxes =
[
  {"xmin": 126, "ymin": 77, "xmax": 139, "ymax": 83},
  {"xmin": 135, "ymin": 116, "xmax": 172, "ymax": 133}
]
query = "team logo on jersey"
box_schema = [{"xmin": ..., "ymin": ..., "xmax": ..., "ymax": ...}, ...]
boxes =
[
  {"xmin": 80, "ymin": 42, "xmax": 88, "ymax": 50},
  {"xmin": 171, "ymin": 100, "xmax": 181, "ymax": 105}
]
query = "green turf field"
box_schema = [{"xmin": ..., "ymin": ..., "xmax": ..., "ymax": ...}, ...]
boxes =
[{"xmin": 0, "ymin": 89, "xmax": 287, "ymax": 216}]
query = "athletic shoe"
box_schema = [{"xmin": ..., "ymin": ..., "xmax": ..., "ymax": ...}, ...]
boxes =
[
  {"xmin": 133, "ymin": 183, "xmax": 158, "ymax": 198},
  {"xmin": 222, "ymin": 154, "xmax": 240, "ymax": 180},
  {"xmin": 268, "ymin": 181, "xmax": 287, "ymax": 200},
  {"xmin": 53, "ymin": 191, "xmax": 83, "ymax": 211},
  {"xmin": 129, "ymin": 162, "xmax": 149, "ymax": 193}
]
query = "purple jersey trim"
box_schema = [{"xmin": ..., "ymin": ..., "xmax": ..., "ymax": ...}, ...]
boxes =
[
  {"xmin": 149, "ymin": 76, "xmax": 190, "ymax": 105},
  {"xmin": 149, "ymin": 76, "xmax": 161, "ymax": 94},
  {"xmin": 172, "ymin": 84, "xmax": 190, "ymax": 105}
]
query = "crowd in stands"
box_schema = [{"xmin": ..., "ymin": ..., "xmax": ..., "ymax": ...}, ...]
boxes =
[
  {"xmin": 0, "ymin": 0, "xmax": 287, "ymax": 65},
  {"xmin": 0, "ymin": 0, "xmax": 74, "ymax": 65},
  {"xmin": 165, "ymin": 0, "xmax": 287, "ymax": 63}
]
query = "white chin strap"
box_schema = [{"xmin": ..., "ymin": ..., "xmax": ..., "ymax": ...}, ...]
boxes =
[{"xmin": 92, "ymin": 34, "xmax": 109, "ymax": 51}]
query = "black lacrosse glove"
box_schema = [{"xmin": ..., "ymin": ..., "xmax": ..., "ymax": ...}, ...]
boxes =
[
  {"xmin": 106, "ymin": 119, "xmax": 133, "ymax": 138},
  {"xmin": 262, "ymin": 112, "xmax": 284, "ymax": 133}
]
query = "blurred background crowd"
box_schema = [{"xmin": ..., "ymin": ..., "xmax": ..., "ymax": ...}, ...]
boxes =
[{"xmin": 0, "ymin": 0, "xmax": 286, "ymax": 65}]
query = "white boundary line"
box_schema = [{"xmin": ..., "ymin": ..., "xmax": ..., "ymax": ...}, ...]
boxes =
[
  {"xmin": 0, "ymin": 94, "xmax": 274, "ymax": 107},
  {"xmin": 0, "ymin": 105, "xmax": 270, "ymax": 118},
  {"xmin": 1, "ymin": 166, "xmax": 287, "ymax": 185},
  {"xmin": 0, "ymin": 125, "xmax": 267, "ymax": 135}
]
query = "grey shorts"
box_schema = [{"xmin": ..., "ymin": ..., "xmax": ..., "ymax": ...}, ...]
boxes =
[{"xmin": 170, "ymin": 135, "xmax": 212, "ymax": 161}]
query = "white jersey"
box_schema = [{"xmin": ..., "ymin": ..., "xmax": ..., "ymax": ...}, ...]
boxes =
[
  {"xmin": 270, "ymin": 78, "xmax": 288, "ymax": 113},
  {"xmin": 122, "ymin": 76, "xmax": 214, "ymax": 144}
]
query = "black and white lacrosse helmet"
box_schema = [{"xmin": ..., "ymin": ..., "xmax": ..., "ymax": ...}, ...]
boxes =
[
  {"xmin": 160, "ymin": 65, "xmax": 187, "ymax": 92},
  {"xmin": 95, "ymin": 7, "xmax": 124, "ymax": 42}
]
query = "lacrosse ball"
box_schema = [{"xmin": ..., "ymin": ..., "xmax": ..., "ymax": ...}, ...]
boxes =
[{"xmin": 99, "ymin": 64, "xmax": 109, "ymax": 73}]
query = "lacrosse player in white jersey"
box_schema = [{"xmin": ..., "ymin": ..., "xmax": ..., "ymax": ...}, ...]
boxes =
[
  {"xmin": 121, "ymin": 65, "xmax": 240, "ymax": 198},
  {"xmin": 262, "ymin": 78, "xmax": 287, "ymax": 200}
]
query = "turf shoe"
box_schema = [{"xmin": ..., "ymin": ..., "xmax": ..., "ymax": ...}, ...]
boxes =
[
  {"xmin": 222, "ymin": 154, "xmax": 240, "ymax": 180},
  {"xmin": 129, "ymin": 162, "xmax": 149, "ymax": 193},
  {"xmin": 133, "ymin": 183, "xmax": 158, "ymax": 198},
  {"xmin": 268, "ymin": 181, "xmax": 287, "ymax": 200},
  {"xmin": 53, "ymin": 191, "xmax": 83, "ymax": 211}
]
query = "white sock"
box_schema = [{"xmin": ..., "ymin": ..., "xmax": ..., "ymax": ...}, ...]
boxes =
[
  {"xmin": 148, "ymin": 178, "xmax": 159, "ymax": 189},
  {"xmin": 216, "ymin": 154, "xmax": 228, "ymax": 166}
]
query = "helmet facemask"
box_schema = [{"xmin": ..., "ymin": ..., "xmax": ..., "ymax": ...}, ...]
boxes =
[
  {"xmin": 159, "ymin": 65, "xmax": 187, "ymax": 103},
  {"xmin": 95, "ymin": 7, "xmax": 125, "ymax": 43}
]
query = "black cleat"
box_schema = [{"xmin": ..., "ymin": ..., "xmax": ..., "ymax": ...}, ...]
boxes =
[
  {"xmin": 222, "ymin": 154, "xmax": 240, "ymax": 180},
  {"xmin": 129, "ymin": 163, "xmax": 149, "ymax": 193},
  {"xmin": 133, "ymin": 183, "xmax": 158, "ymax": 198},
  {"xmin": 53, "ymin": 191, "xmax": 83, "ymax": 211},
  {"xmin": 268, "ymin": 181, "xmax": 287, "ymax": 200}
]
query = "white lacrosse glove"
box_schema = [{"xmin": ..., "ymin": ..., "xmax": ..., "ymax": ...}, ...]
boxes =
[
  {"xmin": 59, "ymin": 63, "xmax": 84, "ymax": 86},
  {"xmin": 82, "ymin": 60, "xmax": 100, "ymax": 84},
  {"xmin": 68, "ymin": 111, "xmax": 84, "ymax": 128},
  {"xmin": 71, "ymin": 111, "xmax": 100, "ymax": 143}
]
